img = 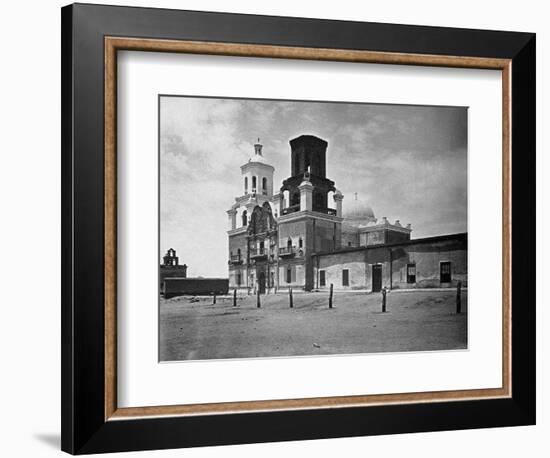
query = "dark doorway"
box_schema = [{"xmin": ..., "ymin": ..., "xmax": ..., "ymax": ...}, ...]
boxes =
[
  {"xmin": 258, "ymin": 271, "xmax": 266, "ymax": 294},
  {"xmin": 372, "ymin": 265, "xmax": 382, "ymax": 292},
  {"xmin": 440, "ymin": 262, "xmax": 451, "ymax": 283}
]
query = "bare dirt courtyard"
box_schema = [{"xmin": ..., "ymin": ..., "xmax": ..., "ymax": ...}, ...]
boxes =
[{"xmin": 159, "ymin": 290, "xmax": 467, "ymax": 361}]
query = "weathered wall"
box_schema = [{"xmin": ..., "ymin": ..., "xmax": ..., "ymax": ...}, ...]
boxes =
[
  {"xmin": 313, "ymin": 234, "xmax": 467, "ymax": 291},
  {"xmin": 278, "ymin": 261, "xmax": 305, "ymax": 290},
  {"xmin": 386, "ymin": 229, "xmax": 411, "ymax": 245},
  {"xmin": 390, "ymin": 239, "xmax": 467, "ymax": 288},
  {"xmin": 228, "ymin": 231, "xmax": 248, "ymax": 260},
  {"xmin": 278, "ymin": 219, "xmax": 307, "ymax": 249},
  {"xmin": 314, "ymin": 249, "xmax": 367, "ymax": 290},
  {"xmin": 362, "ymin": 230, "xmax": 385, "ymax": 246},
  {"xmin": 341, "ymin": 228, "xmax": 359, "ymax": 248},
  {"xmin": 313, "ymin": 218, "xmax": 340, "ymax": 252},
  {"xmin": 162, "ymin": 278, "xmax": 229, "ymax": 298}
]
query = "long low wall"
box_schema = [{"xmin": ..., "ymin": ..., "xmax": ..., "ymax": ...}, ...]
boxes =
[
  {"xmin": 313, "ymin": 233, "xmax": 467, "ymax": 292},
  {"xmin": 162, "ymin": 277, "xmax": 229, "ymax": 298}
]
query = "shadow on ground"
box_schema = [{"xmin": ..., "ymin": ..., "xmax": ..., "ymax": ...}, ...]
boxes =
[{"xmin": 34, "ymin": 433, "xmax": 60, "ymax": 449}]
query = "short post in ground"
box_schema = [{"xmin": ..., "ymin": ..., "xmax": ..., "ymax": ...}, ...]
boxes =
[
  {"xmin": 382, "ymin": 287, "xmax": 387, "ymax": 313},
  {"xmin": 289, "ymin": 288, "xmax": 293, "ymax": 308},
  {"xmin": 257, "ymin": 289, "xmax": 261, "ymax": 308},
  {"xmin": 456, "ymin": 280, "xmax": 462, "ymax": 314},
  {"xmin": 233, "ymin": 289, "xmax": 237, "ymax": 307},
  {"xmin": 329, "ymin": 283, "xmax": 333, "ymax": 309}
]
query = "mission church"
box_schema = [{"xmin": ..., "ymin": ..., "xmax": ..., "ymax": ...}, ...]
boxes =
[{"xmin": 227, "ymin": 135, "xmax": 467, "ymax": 293}]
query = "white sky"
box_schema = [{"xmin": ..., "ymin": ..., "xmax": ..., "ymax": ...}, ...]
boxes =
[{"xmin": 160, "ymin": 96, "xmax": 467, "ymax": 277}]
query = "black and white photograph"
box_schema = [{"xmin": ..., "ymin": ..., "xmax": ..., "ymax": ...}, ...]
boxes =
[
  {"xmin": 159, "ymin": 96, "xmax": 468, "ymax": 361},
  {"xmin": 1, "ymin": 0, "xmax": 543, "ymax": 456}
]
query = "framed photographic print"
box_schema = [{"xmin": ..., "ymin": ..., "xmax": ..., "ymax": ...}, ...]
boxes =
[{"xmin": 61, "ymin": 3, "xmax": 536, "ymax": 454}]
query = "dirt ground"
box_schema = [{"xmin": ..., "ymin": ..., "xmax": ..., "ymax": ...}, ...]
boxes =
[{"xmin": 159, "ymin": 290, "xmax": 467, "ymax": 361}]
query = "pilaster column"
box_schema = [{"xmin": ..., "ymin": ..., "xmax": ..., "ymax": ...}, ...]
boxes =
[
  {"xmin": 298, "ymin": 180, "xmax": 313, "ymax": 211},
  {"xmin": 334, "ymin": 190, "xmax": 344, "ymax": 217},
  {"xmin": 227, "ymin": 208, "xmax": 237, "ymax": 230}
]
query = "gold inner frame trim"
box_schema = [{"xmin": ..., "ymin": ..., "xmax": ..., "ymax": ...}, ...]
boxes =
[{"xmin": 104, "ymin": 36, "xmax": 512, "ymax": 421}]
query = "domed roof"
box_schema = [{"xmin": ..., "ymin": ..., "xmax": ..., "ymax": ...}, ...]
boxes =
[
  {"xmin": 247, "ymin": 153, "xmax": 270, "ymax": 165},
  {"xmin": 343, "ymin": 193, "xmax": 376, "ymax": 223},
  {"xmin": 243, "ymin": 141, "xmax": 274, "ymax": 168}
]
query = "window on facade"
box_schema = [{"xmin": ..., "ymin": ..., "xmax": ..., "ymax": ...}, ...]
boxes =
[
  {"xmin": 348, "ymin": 241, "xmax": 352, "ymax": 247},
  {"xmin": 270, "ymin": 272, "xmax": 274, "ymax": 288},
  {"xmin": 236, "ymin": 272, "xmax": 241, "ymax": 286},
  {"xmin": 241, "ymin": 210, "xmax": 247, "ymax": 227},
  {"xmin": 407, "ymin": 263, "xmax": 416, "ymax": 283},
  {"xmin": 287, "ymin": 238, "xmax": 292, "ymax": 249},
  {"xmin": 237, "ymin": 248, "xmax": 241, "ymax": 260},
  {"xmin": 342, "ymin": 269, "xmax": 349, "ymax": 286},
  {"xmin": 244, "ymin": 177, "xmax": 248, "ymax": 193},
  {"xmin": 286, "ymin": 267, "xmax": 292, "ymax": 283},
  {"xmin": 319, "ymin": 270, "xmax": 326, "ymax": 287},
  {"xmin": 299, "ymin": 237, "xmax": 303, "ymax": 248},
  {"xmin": 252, "ymin": 176, "xmax": 257, "ymax": 191},
  {"xmin": 440, "ymin": 262, "xmax": 451, "ymax": 283},
  {"xmin": 259, "ymin": 241, "xmax": 264, "ymax": 254},
  {"xmin": 262, "ymin": 177, "xmax": 267, "ymax": 194}
]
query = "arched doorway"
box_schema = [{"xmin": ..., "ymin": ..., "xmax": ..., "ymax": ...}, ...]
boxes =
[{"xmin": 258, "ymin": 271, "xmax": 266, "ymax": 294}]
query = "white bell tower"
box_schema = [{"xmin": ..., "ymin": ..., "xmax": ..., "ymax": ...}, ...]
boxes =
[
  {"xmin": 241, "ymin": 139, "xmax": 274, "ymax": 198},
  {"xmin": 226, "ymin": 139, "xmax": 275, "ymax": 231}
]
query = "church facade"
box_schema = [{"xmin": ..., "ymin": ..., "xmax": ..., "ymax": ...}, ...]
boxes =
[{"xmin": 227, "ymin": 135, "xmax": 467, "ymax": 293}]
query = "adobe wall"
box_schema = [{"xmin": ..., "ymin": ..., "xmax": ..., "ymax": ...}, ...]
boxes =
[{"xmin": 313, "ymin": 234, "xmax": 467, "ymax": 291}]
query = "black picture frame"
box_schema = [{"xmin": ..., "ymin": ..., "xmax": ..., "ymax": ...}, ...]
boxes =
[{"xmin": 61, "ymin": 3, "xmax": 535, "ymax": 454}]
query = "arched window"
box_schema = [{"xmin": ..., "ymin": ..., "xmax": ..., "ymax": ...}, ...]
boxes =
[
  {"xmin": 252, "ymin": 176, "xmax": 257, "ymax": 192},
  {"xmin": 304, "ymin": 152, "xmax": 311, "ymax": 172},
  {"xmin": 283, "ymin": 190, "xmax": 290, "ymax": 208},
  {"xmin": 244, "ymin": 177, "xmax": 248, "ymax": 193},
  {"xmin": 237, "ymin": 248, "xmax": 241, "ymax": 259},
  {"xmin": 241, "ymin": 210, "xmax": 247, "ymax": 227},
  {"xmin": 262, "ymin": 177, "xmax": 267, "ymax": 194},
  {"xmin": 313, "ymin": 192, "xmax": 324, "ymax": 211},
  {"xmin": 327, "ymin": 190, "xmax": 335, "ymax": 212}
]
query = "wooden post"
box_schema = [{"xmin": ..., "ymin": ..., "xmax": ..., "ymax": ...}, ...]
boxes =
[
  {"xmin": 212, "ymin": 294, "xmax": 216, "ymax": 304},
  {"xmin": 456, "ymin": 281, "xmax": 462, "ymax": 314},
  {"xmin": 233, "ymin": 289, "xmax": 237, "ymax": 307},
  {"xmin": 382, "ymin": 288, "xmax": 387, "ymax": 313},
  {"xmin": 257, "ymin": 289, "xmax": 261, "ymax": 308},
  {"xmin": 329, "ymin": 283, "xmax": 333, "ymax": 309},
  {"xmin": 289, "ymin": 288, "xmax": 293, "ymax": 308}
]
